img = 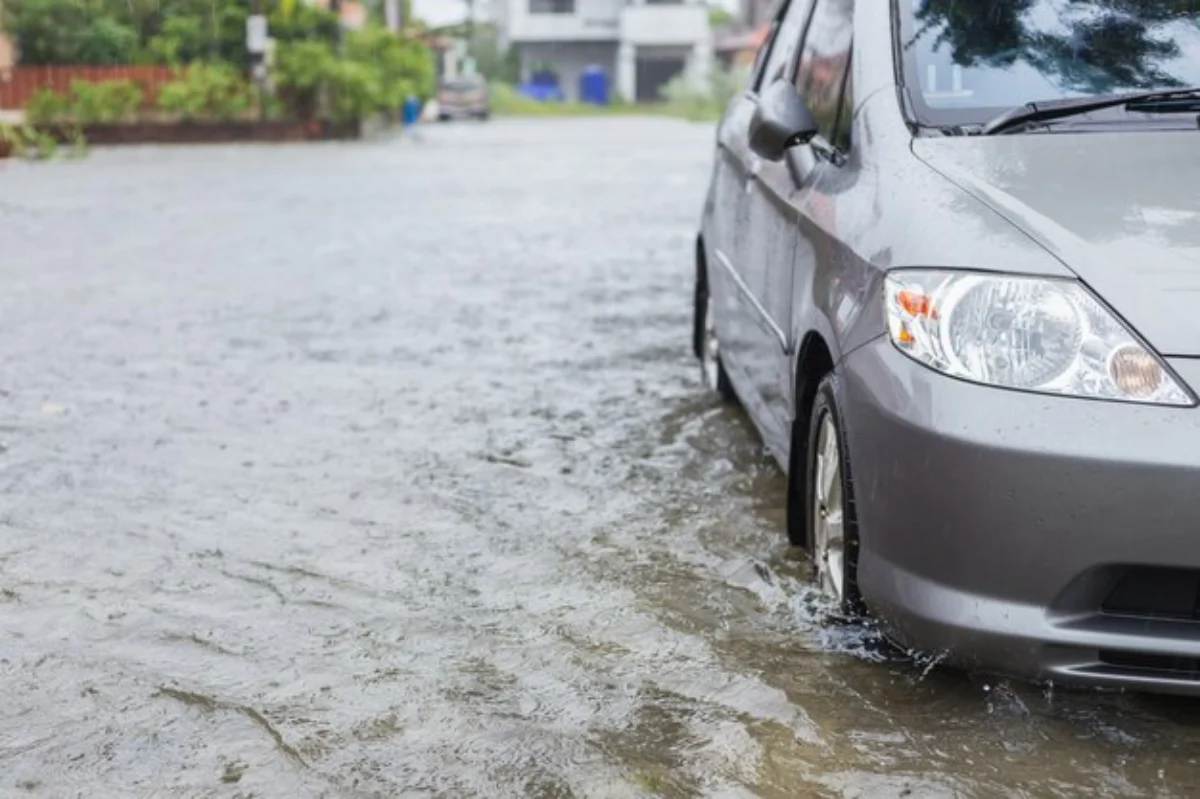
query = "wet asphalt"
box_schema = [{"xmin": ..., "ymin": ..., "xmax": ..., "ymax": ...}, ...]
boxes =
[{"xmin": 3, "ymin": 118, "xmax": 1200, "ymax": 798}]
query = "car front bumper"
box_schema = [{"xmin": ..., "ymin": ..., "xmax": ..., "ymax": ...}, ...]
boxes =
[
  {"xmin": 438, "ymin": 103, "xmax": 488, "ymax": 118},
  {"xmin": 841, "ymin": 337, "xmax": 1200, "ymax": 694}
]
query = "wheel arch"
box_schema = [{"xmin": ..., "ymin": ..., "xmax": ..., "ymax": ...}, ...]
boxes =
[
  {"xmin": 693, "ymin": 235, "xmax": 708, "ymax": 359},
  {"xmin": 791, "ymin": 331, "xmax": 836, "ymax": 447},
  {"xmin": 787, "ymin": 330, "xmax": 863, "ymax": 605}
]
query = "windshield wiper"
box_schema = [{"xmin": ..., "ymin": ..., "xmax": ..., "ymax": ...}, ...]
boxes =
[{"xmin": 980, "ymin": 88, "xmax": 1200, "ymax": 135}]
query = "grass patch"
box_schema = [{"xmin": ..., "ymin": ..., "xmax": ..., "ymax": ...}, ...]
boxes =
[
  {"xmin": 489, "ymin": 82, "xmax": 645, "ymax": 117},
  {"xmin": 659, "ymin": 99, "xmax": 724, "ymax": 123},
  {"xmin": 488, "ymin": 73, "xmax": 733, "ymax": 124}
]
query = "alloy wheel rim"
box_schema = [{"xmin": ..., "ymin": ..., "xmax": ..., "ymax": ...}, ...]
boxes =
[
  {"xmin": 702, "ymin": 294, "xmax": 721, "ymax": 391},
  {"xmin": 813, "ymin": 411, "xmax": 846, "ymax": 604}
]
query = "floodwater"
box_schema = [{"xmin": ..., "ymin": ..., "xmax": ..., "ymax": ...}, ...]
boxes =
[{"xmin": 2, "ymin": 118, "xmax": 1200, "ymax": 798}]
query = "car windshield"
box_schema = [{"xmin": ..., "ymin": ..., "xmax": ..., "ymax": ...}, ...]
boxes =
[{"xmin": 900, "ymin": 0, "xmax": 1200, "ymax": 126}]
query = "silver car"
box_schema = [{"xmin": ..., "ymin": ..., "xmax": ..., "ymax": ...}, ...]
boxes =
[
  {"xmin": 695, "ymin": 0, "xmax": 1200, "ymax": 694},
  {"xmin": 437, "ymin": 76, "xmax": 491, "ymax": 122}
]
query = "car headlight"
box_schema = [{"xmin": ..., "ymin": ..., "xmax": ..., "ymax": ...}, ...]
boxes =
[{"xmin": 884, "ymin": 270, "xmax": 1194, "ymax": 406}]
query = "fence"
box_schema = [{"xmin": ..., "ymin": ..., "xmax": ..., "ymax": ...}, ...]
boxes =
[{"xmin": 0, "ymin": 65, "xmax": 175, "ymax": 109}]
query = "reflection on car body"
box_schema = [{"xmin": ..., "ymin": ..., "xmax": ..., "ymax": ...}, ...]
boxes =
[{"xmin": 694, "ymin": 0, "xmax": 1200, "ymax": 695}]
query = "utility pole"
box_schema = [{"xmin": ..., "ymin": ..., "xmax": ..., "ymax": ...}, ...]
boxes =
[
  {"xmin": 385, "ymin": 0, "xmax": 402, "ymax": 32},
  {"xmin": 465, "ymin": 0, "xmax": 477, "ymax": 76},
  {"xmin": 330, "ymin": 0, "xmax": 344, "ymax": 53},
  {"xmin": 246, "ymin": 0, "xmax": 269, "ymax": 119}
]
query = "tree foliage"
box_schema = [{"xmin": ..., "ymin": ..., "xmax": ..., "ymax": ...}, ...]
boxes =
[
  {"xmin": 2, "ymin": 0, "xmax": 436, "ymax": 123},
  {"xmin": 1, "ymin": 0, "xmax": 138, "ymax": 64},
  {"xmin": 274, "ymin": 27, "xmax": 433, "ymax": 121},
  {"xmin": 344, "ymin": 25, "xmax": 434, "ymax": 107}
]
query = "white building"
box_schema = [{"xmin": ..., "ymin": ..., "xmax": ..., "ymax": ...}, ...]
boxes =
[{"xmin": 495, "ymin": 0, "xmax": 713, "ymax": 103}]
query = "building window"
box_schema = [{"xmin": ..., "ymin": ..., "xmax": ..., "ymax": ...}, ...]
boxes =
[{"xmin": 530, "ymin": 0, "xmax": 575, "ymax": 12}]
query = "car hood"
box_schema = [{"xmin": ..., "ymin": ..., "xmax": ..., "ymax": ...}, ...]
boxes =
[{"xmin": 912, "ymin": 131, "xmax": 1200, "ymax": 357}]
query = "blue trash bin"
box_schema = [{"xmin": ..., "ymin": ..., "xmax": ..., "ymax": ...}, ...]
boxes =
[
  {"xmin": 402, "ymin": 96, "xmax": 422, "ymax": 126},
  {"xmin": 580, "ymin": 66, "xmax": 609, "ymax": 106},
  {"xmin": 518, "ymin": 70, "xmax": 565, "ymax": 103}
]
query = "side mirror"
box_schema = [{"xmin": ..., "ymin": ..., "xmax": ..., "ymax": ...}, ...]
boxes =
[{"xmin": 748, "ymin": 79, "xmax": 819, "ymax": 162}]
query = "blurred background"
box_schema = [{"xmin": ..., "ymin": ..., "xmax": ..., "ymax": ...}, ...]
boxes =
[{"xmin": 0, "ymin": 0, "xmax": 776, "ymax": 145}]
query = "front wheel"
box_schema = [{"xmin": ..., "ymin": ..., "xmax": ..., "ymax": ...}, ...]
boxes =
[{"xmin": 804, "ymin": 375, "xmax": 860, "ymax": 610}]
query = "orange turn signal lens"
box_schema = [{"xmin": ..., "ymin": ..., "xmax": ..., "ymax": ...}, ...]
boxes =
[{"xmin": 897, "ymin": 289, "xmax": 937, "ymax": 318}]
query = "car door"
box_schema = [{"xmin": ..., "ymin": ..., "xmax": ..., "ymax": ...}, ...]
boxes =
[
  {"xmin": 738, "ymin": 0, "xmax": 857, "ymax": 452},
  {"xmin": 786, "ymin": 0, "xmax": 857, "ymax": 402},
  {"xmin": 738, "ymin": 0, "xmax": 822, "ymax": 450},
  {"xmin": 711, "ymin": 0, "xmax": 813, "ymax": 394},
  {"xmin": 709, "ymin": 81, "xmax": 760, "ymax": 377}
]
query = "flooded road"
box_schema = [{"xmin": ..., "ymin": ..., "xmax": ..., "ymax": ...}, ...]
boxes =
[{"xmin": 3, "ymin": 118, "xmax": 1200, "ymax": 797}]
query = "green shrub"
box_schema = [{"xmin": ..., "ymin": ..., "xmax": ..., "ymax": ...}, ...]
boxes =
[
  {"xmin": 25, "ymin": 81, "xmax": 141, "ymax": 125},
  {"xmin": 345, "ymin": 26, "xmax": 435, "ymax": 107},
  {"xmin": 660, "ymin": 66, "xmax": 743, "ymax": 122},
  {"xmin": 147, "ymin": 16, "xmax": 209, "ymax": 65},
  {"xmin": 274, "ymin": 28, "xmax": 435, "ymax": 122},
  {"xmin": 273, "ymin": 39, "xmax": 336, "ymax": 120},
  {"xmin": 25, "ymin": 88, "xmax": 70, "ymax": 124},
  {"xmin": 326, "ymin": 60, "xmax": 384, "ymax": 123},
  {"xmin": 274, "ymin": 39, "xmax": 337, "ymax": 92},
  {"xmin": 157, "ymin": 63, "xmax": 253, "ymax": 121},
  {"xmin": 69, "ymin": 79, "xmax": 143, "ymax": 124},
  {"xmin": 1, "ymin": 123, "xmax": 61, "ymax": 159}
]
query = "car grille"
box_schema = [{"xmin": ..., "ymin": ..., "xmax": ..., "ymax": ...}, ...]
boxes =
[{"xmin": 1101, "ymin": 566, "xmax": 1200, "ymax": 620}]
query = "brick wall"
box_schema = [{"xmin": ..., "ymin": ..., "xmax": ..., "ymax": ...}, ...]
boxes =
[{"xmin": 0, "ymin": 65, "xmax": 175, "ymax": 109}]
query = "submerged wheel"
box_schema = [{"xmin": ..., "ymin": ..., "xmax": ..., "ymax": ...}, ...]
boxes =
[
  {"xmin": 695, "ymin": 282, "xmax": 736, "ymax": 402},
  {"xmin": 804, "ymin": 375, "xmax": 860, "ymax": 609}
]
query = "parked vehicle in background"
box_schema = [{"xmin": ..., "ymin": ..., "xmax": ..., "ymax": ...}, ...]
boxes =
[
  {"xmin": 437, "ymin": 75, "xmax": 491, "ymax": 121},
  {"xmin": 694, "ymin": 0, "xmax": 1200, "ymax": 695}
]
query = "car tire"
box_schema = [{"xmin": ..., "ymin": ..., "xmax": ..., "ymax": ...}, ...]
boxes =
[
  {"xmin": 695, "ymin": 277, "xmax": 737, "ymax": 403},
  {"xmin": 802, "ymin": 374, "xmax": 861, "ymax": 611}
]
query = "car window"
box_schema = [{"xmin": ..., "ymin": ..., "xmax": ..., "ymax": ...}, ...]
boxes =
[
  {"xmin": 901, "ymin": 0, "xmax": 1200, "ymax": 128},
  {"xmin": 753, "ymin": 0, "xmax": 815, "ymax": 92},
  {"xmin": 831, "ymin": 64, "xmax": 854, "ymax": 154},
  {"xmin": 794, "ymin": 0, "xmax": 854, "ymax": 153}
]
